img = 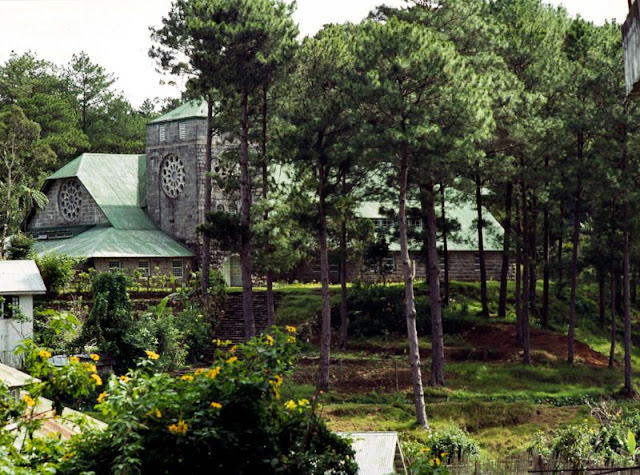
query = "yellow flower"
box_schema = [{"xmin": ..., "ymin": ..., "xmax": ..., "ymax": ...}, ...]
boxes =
[
  {"xmin": 145, "ymin": 408, "xmax": 162, "ymax": 418},
  {"xmin": 61, "ymin": 452, "xmax": 74, "ymax": 461},
  {"xmin": 119, "ymin": 375, "xmax": 129, "ymax": 383},
  {"xmin": 229, "ymin": 345, "xmax": 237, "ymax": 354},
  {"xmin": 38, "ymin": 349, "xmax": 52, "ymax": 359},
  {"xmin": 97, "ymin": 392, "xmax": 107, "ymax": 403},
  {"xmin": 181, "ymin": 374, "xmax": 194, "ymax": 382},
  {"xmin": 69, "ymin": 356, "xmax": 79, "ymax": 364},
  {"xmin": 265, "ymin": 334, "xmax": 274, "ymax": 346},
  {"xmin": 269, "ymin": 375, "xmax": 283, "ymax": 399},
  {"xmin": 206, "ymin": 367, "xmax": 221, "ymax": 380},
  {"xmin": 287, "ymin": 336, "xmax": 296, "ymax": 343},
  {"xmin": 194, "ymin": 368, "xmax": 205, "ymax": 375},
  {"xmin": 284, "ymin": 400, "xmax": 297, "ymax": 410},
  {"xmin": 285, "ymin": 325, "xmax": 296, "ymax": 333},
  {"xmin": 298, "ymin": 399, "xmax": 310, "ymax": 407},
  {"xmin": 90, "ymin": 353, "xmax": 100, "ymax": 361},
  {"xmin": 84, "ymin": 363, "xmax": 97, "ymax": 373},
  {"xmin": 420, "ymin": 447, "xmax": 431, "ymax": 453},
  {"xmin": 168, "ymin": 420, "xmax": 188, "ymax": 435},
  {"xmin": 22, "ymin": 394, "xmax": 35, "ymax": 407},
  {"xmin": 91, "ymin": 373, "xmax": 102, "ymax": 386},
  {"xmin": 226, "ymin": 356, "xmax": 238, "ymax": 365},
  {"xmin": 433, "ymin": 458, "xmax": 441, "ymax": 467},
  {"xmin": 210, "ymin": 401, "xmax": 222, "ymax": 409},
  {"xmin": 145, "ymin": 350, "xmax": 160, "ymax": 360}
]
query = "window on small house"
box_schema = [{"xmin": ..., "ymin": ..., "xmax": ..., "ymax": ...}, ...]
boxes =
[
  {"xmin": 229, "ymin": 204, "xmax": 238, "ymax": 215},
  {"xmin": 138, "ymin": 261, "xmax": 150, "ymax": 277},
  {"xmin": 0, "ymin": 296, "xmax": 19, "ymax": 319},
  {"xmin": 172, "ymin": 260, "xmax": 184, "ymax": 278},
  {"xmin": 159, "ymin": 125, "xmax": 166, "ymax": 142},
  {"xmin": 109, "ymin": 261, "xmax": 121, "ymax": 271},
  {"xmin": 179, "ymin": 122, "xmax": 186, "ymax": 140},
  {"xmin": 216, "ymin": 204, "xmax": 225, "ymax": 213},
  {"xmin": 474, "ymin": 254, "xmax": 480, "ymax": 271}
]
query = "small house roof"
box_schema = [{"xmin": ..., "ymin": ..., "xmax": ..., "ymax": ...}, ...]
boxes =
[
  {"xmin": 0, "ymin": 362, "xmax": 39, "ymax": 389},
  {"xmin": 149, "ymin": 99, "xmax": 208, "ymax": 124},
  {"xmin": 338, "ymin": 432, "xmax": 407, "ymax": 475},
  {"xmin": 47, "ymin": 153, "xmax": 153, "ymax": 230},
  {"xmin": 32, "ymin": 227, "xmax": 194, "ymax": 258},
  {"xmin": 0, "ymin": 260, "xmax": 46, "ymax": 295}
]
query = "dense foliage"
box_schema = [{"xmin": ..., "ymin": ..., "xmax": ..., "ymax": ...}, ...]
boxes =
[{"xmin": 60, "ymin": 328, "xmax": 357, "ymax": 474}]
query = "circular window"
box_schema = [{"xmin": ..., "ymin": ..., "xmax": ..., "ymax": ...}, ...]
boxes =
[
  {"xmin": 58, "ymin": 180, "xmax": 82, "ymax": 222},
  {"xmin": 160, "ymin": 155, "xmax": 186, "ymax": 198}
]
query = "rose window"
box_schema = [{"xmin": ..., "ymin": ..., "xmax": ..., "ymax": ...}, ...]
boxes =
[
  {"xmin": 58, "ymin": 180, "xmax": 82, "ymax": 222},
  {"xmin": 160, "ymin": 155, "xmax": 186, "ymax": 198}
]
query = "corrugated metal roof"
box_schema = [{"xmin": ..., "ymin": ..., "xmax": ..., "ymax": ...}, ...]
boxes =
[
  {"xmin": 357, "ymin": 194, "xmax": 503, "ymax": 252},
  {"xmin": 33, "ymin": 227, "xmax": 193, "ymax": 258},
  {"xmin": 0, "ymin": 362, "xmax": 39, "ymax": 389},
  {"xmin": 47, "ymin": 153, "xmax": 155, "ymax": 230},
  {"xmin": 149, "ymin": 99, "xmax": 208, "ymax": 124},
  {"xmin": 338, "ymin": 432, "xmax": 407, "ymax": 475},
  {"xmin": 0, "ymin": 260, "xmax": 46, "ymax": 295}
]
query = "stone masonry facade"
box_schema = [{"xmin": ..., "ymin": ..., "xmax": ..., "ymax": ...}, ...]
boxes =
[{"xmin": 29, "ymin": 178, "xmax": 108, "ymax": 230}]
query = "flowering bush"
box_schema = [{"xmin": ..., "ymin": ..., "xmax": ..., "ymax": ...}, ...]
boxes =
[{"xmin": 60, "ymin": 327, "xmax": 357, "ymax": 474}]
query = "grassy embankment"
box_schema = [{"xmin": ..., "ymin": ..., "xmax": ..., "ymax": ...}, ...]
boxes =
[{"xmin": 272, "ymin": 280, "xmax": 640, "ymax": 460}]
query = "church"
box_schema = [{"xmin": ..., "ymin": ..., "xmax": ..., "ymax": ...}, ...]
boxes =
[
  {"xmin": 26, "ymin": 100, "xmax": 243, "ymax": 286},
  {"xmin": 26, "ymin": 98, "xmax": 506, "ymax": 286}
]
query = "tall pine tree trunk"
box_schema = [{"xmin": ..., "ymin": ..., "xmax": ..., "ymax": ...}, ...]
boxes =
[
  {"xmin": 201, "ymin": 99, "xmax": 214, "ymax": 300},
  {"xmin": 499, "ymin": 182, "xmax": 512, "ymax": 319},
  {"xmin": 339, "ymin": 217, "xmax": 348, "ymax": 349},
  {"xmin": 318, "ymin": 160, "xmax": 332, "ymax": 392},
  {"xmin": 240, "ymin": 90, "xmax": 255, "ymax": 339},
  {"xmin": 400, "ymin": 150, "xmax": 428, "ymax": 428},
  {"xmin": 623, "ymin": 211, "xmax": 633, "ymax": 395},
  {"xmin": 440, "ymin": 184, "xmax": 450, "ymax": 306},
  {"xmin": 261, "ymin": 85, "xmax": 275, "ymax": 327},
  {"xmin": 598, "ymin": 269, "xmax": 606, "ymax": 329},
  {"xmin": 528, "ymin": 204, "xmax": 537, "ymax": 316},
  {"xmin": 475, "ymin": 173, "xmax": 489, "ymax": 318},
  {"xmin": 542, "ymin": 197, "xmax": 550, "ymax": 328},
  {"xmin": 421, "ymin": 182, "xmax": 445, "ymax": 387},
  {"xmin": 515, "ymin": 186, "xmax": 523, "ymax": 346},
  {"xmin": 567, "ymin": 174, "xmax": 582, "ymax": 365},
  {"xmin": 622, "ymin": 124, "xmax": 634, "ymax": 394},
  {"xmin": 609, "ymin": 272, "xmax": 617, "ymax": 370},
  {"xmin": 521, "ymin": 181, "xmax": 531, "ymax": 365}
]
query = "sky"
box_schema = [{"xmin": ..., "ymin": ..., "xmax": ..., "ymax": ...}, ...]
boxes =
[{"xmin": 0, "ymin": 0, "xmax": 631, "ymax": 108}]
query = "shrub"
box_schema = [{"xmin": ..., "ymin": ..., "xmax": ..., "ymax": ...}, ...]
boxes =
[
  {"xmin": 403, "ymin": 425, "xmax": 479, "ymax": 474},
  {"xmin": 76, "ymin": 271, "xmax": 139, "ymax": 372},
  {"xmin": 7, "ymin": 232, "xmax": 34, "ymax": 260},
  {"xmin": 60, "ymin": 328, "xmax": 357, "ymax": 474},
  {"xmin": 33, "ymin": 308, "xmax": 80, "ymax": 354},
  {"xmin": 530, "ymin": 403, "xmax": 640, "ymax": 470},
  {"xmin": 35, "ymin": 253, "xmax": 77, "ymax": 295}
]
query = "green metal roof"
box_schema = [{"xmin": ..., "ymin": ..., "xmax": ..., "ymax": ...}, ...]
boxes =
[
  {"xmin": 357, "ymin": 196, "xmax": 503, "ymax": 252},
  {"xmin": 33, "ymin": 227, "xmax": 194, "ymax": 258},
  {"xmin": 149, "ymin": 99, "xmax": 208, "ymax": 124},
  {"xmin": 47, "ymin": 153, "xmax": 154, "ymax": 230}
]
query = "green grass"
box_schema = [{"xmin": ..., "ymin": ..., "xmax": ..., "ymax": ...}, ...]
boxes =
[{"xmin": 274, "ymin": 278, "xmax": 640, "ymax": 461}]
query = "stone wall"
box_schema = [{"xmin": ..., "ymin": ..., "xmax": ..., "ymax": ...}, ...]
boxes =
[
  {"xmin": 350, "ymin": 250, "xmax": 511, "ymax": 284},
  {"xmin": 28, "ymin": 178, "xmax": 108, "ymax": 230},
  {"xmin": 93, "ymin": 256, "xmax": 193, "ymax": 282}
]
